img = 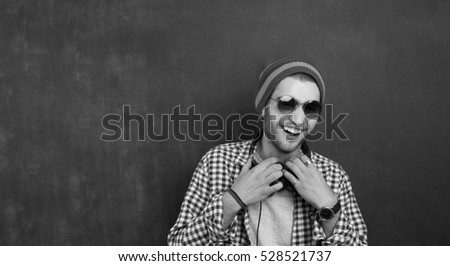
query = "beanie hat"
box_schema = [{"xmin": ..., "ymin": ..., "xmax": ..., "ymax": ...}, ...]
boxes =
[{"xmin": 255, "ymin": 58, "xmax": 326, "ymax": 114}]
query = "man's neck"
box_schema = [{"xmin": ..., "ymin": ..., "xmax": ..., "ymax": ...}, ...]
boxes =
[{"xmin": 257, "ymin": 135, "xmax": 303, "ymax": 164}]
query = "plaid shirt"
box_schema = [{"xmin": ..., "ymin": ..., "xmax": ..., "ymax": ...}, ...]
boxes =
[{"xmin": 168, "ymin": 140, "xmax": 368, "ymax": 246}]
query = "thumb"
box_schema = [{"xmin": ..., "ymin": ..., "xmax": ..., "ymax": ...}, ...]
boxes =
[{"xmin": 241, "ymin": 157, "xmax": 253, "ymax": 173}]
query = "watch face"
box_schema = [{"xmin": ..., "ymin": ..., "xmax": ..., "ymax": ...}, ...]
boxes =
[{"xmin": 319, "ymin": 208, "xmax": 334, "ymax": 220}]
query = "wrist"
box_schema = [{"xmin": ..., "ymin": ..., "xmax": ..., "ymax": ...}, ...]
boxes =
[
  {"xmin": 226, "ymin": 188, "xmax": 248, "ymax": 210},
  {"xmin": 315, "ymin": 194, "xmax": 338, "ymax": 209},
  {"xmin": 316, "ymin": 200, "xmax": 341, "ymax": 222},
  {"xmin": 223, "ymin": 191, "xmax": 243, "ymax": 213}
]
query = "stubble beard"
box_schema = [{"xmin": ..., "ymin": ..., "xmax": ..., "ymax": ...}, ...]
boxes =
[{"xmin": 263, "ymin": 118, "xmax": 305, "ymax": 155}]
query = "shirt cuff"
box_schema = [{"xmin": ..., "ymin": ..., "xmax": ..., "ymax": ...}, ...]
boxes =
[
  {"xmin": 312, "ymin": 211, "xmax": 356, "ymax": 246},
  {"xmin": 204, "ymin": 193, "xmax": 239, "ymax": 244}
]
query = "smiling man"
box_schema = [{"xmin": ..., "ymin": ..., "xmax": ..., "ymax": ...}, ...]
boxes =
[{"xmin": 168, "ymin": 59, "xmax": 367, "ymax": 246}]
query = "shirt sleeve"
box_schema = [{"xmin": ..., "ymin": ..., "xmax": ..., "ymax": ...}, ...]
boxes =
[
  {"xmin": 167, "ymin": 154, "xmax": 239, "ymax": 246},
  {"xmin": 313, "ymin": 169, "xmax": 368, "ymax": 246}
]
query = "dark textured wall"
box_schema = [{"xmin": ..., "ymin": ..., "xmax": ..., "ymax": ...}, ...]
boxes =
[{"xmin": 1, "ymin": 0, "xmax": 449, "ymax": 245}]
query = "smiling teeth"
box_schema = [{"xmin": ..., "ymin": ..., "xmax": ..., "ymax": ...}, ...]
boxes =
[{"xmin": 283, "ymin": 126, "xmax": 301, "ymax": 134}]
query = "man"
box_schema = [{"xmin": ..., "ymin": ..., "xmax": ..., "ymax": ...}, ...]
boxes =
[{"xmin": 168, "ymin": 59, "xmax": 367, "ymax": 245}]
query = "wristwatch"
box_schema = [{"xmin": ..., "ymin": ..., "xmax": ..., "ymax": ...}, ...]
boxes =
[{"xmin": 315, "ymin": 201, "xmax": 341, "ymax": 222}]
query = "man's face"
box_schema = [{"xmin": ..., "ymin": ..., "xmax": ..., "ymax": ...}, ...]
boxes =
[{"xmin": 262, "ymin": 76, "xmax": 320, "ymax": 154}]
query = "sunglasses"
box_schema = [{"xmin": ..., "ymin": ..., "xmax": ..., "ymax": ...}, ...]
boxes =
[{"xmin": 270, "ymin": 96, "xmax": 322, "ymax": 116}]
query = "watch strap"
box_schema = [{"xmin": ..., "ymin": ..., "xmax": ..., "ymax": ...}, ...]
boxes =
[{"xmin": 332, "ymin": 200, "xmax": 341, "ymax": 214}]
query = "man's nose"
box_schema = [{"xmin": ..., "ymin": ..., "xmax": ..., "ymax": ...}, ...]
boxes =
[{"xmin": 290, "ymin": 107, "xmax": 306, "ymax": 125}]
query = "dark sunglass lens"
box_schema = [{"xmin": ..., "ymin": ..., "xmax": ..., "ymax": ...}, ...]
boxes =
[
  {"xmin": 303, "ymin": 101, "xmax": 321, "ymax": 115},
  {"xmin": 278, "ymin": 98, "xmax": 297, "ymax": 113}
]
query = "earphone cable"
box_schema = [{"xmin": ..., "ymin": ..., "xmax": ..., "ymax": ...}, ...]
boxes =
[{"xmin": 256, "ymin": 201, "xmax": 262, "ymax": 246}]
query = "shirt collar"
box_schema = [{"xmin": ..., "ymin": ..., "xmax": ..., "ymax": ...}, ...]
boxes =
[
  {"xmin": 233, "ymin": 137, "xmax": 312, "ymax": 167},
  {"xmin": 234, "ymin": 138, "xmax": 259, "ymax": 167}
]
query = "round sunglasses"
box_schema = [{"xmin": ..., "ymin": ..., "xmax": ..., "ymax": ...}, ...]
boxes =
[{"xmin": 270, "ymin": 95, "xmax": 322, "ymax": 116}]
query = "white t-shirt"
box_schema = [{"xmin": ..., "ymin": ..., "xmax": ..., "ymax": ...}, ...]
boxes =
[
  {"xmin": 247, "ymin": 190, "xmax": 295, "ymax": 245},
  {"xmin": 246, "ymin": 146, "xmax": 295, "ymax": 245}
]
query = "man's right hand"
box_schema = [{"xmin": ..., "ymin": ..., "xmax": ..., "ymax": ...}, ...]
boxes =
[
  {"xmin": 230, "ymin": 157, "xmax": 284, "ymax": 206},
  {"xmin": 222, "ymin": 157, "xmax": 283, "ymax": 229}
]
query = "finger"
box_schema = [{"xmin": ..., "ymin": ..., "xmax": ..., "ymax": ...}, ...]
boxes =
[
  {"xmin": 283, "ymin": 169, "xmax": 299, "ymax": 186},
  {"xmin": 268, "ymin": 181, "xmax": 283, "ymax": 193},
  {"xmin": 252, "ymin": 157, "xmax": 280, "ymax": 173},
  {"xmin": 285, "ymin": 160, "xmax": 303, "ymax": 178},
  {"xmin": 300, "ymin": 154, "xmax": 314, "ymax": 168},
  {"xmin": 265, "ymin": 170, "xmax": 283, "ymax": 184},
  {"xmin": 292, "ymin": 157, "xmax": 308, "ymax": 172},
  {"xmin": 261, "ymin": 163, "xmax": 283, "ymax": 177},
  {"xmin": 241, "ymin": 157, "xmax": 252, "ymax": 173}
]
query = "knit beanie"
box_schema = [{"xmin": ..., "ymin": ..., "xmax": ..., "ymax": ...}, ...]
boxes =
[{"xmin": 255, "ymin": 59, "xmax": 326, "ymax": 114}]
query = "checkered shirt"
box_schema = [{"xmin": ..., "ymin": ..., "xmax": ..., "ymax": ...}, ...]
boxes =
[{"xmin": 168, "ymin": 140, "xmax": 368, "ymax": 246}]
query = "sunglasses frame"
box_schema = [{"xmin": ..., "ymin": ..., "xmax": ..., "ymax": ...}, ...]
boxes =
[{"xmin": 270, "ymin": 96, "xmax": 322, "ymax": 116}]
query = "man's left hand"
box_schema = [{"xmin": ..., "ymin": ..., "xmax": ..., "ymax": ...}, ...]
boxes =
[{"xmin": 284, "ymin": 155, "xmax": 337, "ymax": 209}]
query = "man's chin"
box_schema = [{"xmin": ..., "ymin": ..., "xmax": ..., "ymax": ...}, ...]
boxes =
[
  {"xmin": 263, "ymin": 128, "xmax": 306, "ymax": 153},
  {"xmin": 275, "ymin": 135, "xmax": 304, "ymax": 153}
]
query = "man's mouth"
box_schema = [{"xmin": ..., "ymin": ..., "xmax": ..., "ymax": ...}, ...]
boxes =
[{"xmin": 281, "ymin": 124, "xmax": 303, "ymax": 136}]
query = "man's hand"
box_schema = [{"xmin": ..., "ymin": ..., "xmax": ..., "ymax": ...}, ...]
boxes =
[
  {"xmin": 222, "ymin": 157, "xmax": 284, "ymax": 228},
  {"xmin": 231, "ymin": 157, "xmax": 284, "ymax": 206},
  {"xmin": 284, "ymin": 155, "xmax": 337, "ymax": 209}
]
